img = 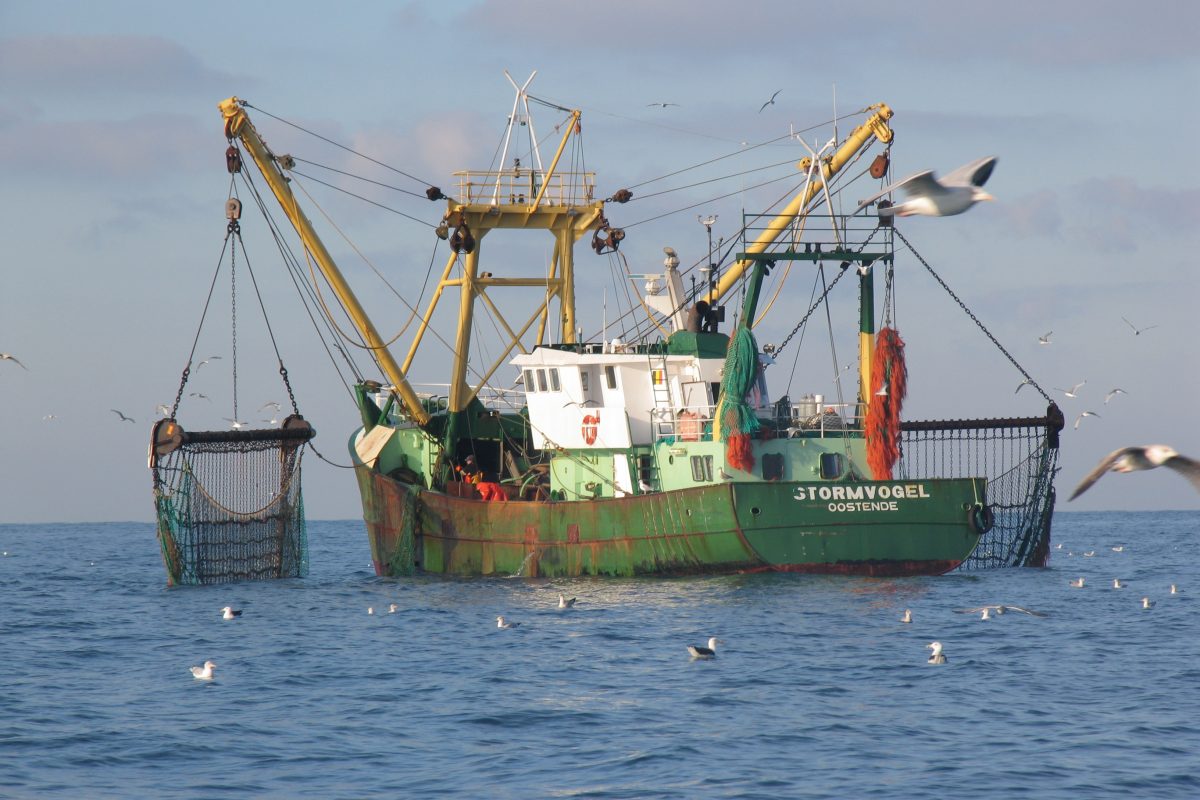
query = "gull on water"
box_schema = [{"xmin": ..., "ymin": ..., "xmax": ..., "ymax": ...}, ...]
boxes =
[
  {"xmin": 1104, "ymin": 388, "xmax": 1127, "ymax": 405},
  {"xmin": 1070, "ymin": 577, "xmax": 1085, "ymax": 588},
  {"xmin": 1122, "ymin": 316, "xmax": 1158, "ymax": 336},
  {"xmin": 1070, "ymin": 445, "xmax": 1200, "ymax": 500},
  {"xmin": 927, "ymin": 642, "xmax": 947, "ymax": 665},
  {"xmin": 1, "ymin": 353, "xmax": 29, "ymax": 370},
  {"xmin": 688, "ymin": 637, "xmax": 722, "ymax": 659},
  {"xmin": 367, "ymin": 607, "xmax": 375, "ymax": 615},
  {"xmin": 1074, "ymin": 411, "xmax": 1100, "ymax": 429},
  {"xmin": 190, "ymin": 660, "xmax": 217, "ymax": 680},
  {"xmin": 1112, "ymin": 546, "xmax": 1125, "ymax": 552},
  {"xmin": 955, "ymin": 605, "xmax": 1047, "ymax": 617},
  {"xmin": 856, "ymin": 156, "xmax": 996, "ymax": 218},
  {"xmin": 1083, "ymin": 551, "xmax": 1096, "ymax": 557},
  {"xmin": 111, "ymin": 409, "xmax": 136, "ymax": 423},
  {"xmin": 1113, "ymin": 579, "xmax": 1124, "ymax": 589},
  {"xmin": 1038, "ymin": 332, "xmax": 1053, "ymax": 346},
  {"xmin": 496, "ymin": 616, "xmax": 520, "ymax": 629},
  {"xmin": 1142, "ymin": 597, "xmax": 1155, "ymax": 609},
  {"xmin": 388, "ymin": 604, "xmax": 399, "ymax": 614},
  {"xmin": 1171, "ymin": 585, "xmax": 1178, "ymax": 595},
  {"xmin": 558, "ymin": 594, "xmax": 577, "ymax": 609},
  {"xmin": 979, "ymin": 608, "xmax": 991, "ymax": 620},
  {"xmin": 221, "ymin": 606, "xmax": 243, "ymax": 620},
  {"xmin": 901, "ymin": 609, "xmax": 912, "ymax": 624}
]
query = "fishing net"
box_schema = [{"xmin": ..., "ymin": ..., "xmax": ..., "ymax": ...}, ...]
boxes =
[
  {"xmin": 896, "ymin": 404, "xmax": 1063, "ymax": 569},
  {"xmin": 718, "ymin": 326, "xmax": 762, "ymax": 471},
  {"xmin": 150, "ymin": 418, "xmax": 315, "ymax": 585}
]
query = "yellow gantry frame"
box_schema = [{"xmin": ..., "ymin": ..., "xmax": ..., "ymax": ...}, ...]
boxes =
[{"xmin": 704, "ymin": 103, "xmax": 894, "ymax": 408}]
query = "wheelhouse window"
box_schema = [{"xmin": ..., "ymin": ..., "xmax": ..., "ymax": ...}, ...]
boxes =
[
  {"xmin": 523, "ymin": 369, "xmax": 536, "ymax": 393},
  {"xmin": 604, "ymin": 365, "xmax": 618, "ymax": 390},
  {"xmin": 537, "ymin": 369, "xmax": 548, "ymax": 392},
  {"xmin": 548, "ymin": 368, "xmax": 561, "ymax": 391}
]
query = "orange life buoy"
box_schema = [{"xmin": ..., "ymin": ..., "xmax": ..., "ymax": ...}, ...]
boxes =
[{"xmin": 581, "ymin": 412, "xmax": 600, "ymax": 445}]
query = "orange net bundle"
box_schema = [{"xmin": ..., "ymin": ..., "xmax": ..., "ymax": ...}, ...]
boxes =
[{"xmin": 866, "ymin": 327, "xmax": 907, "ymax": 480}]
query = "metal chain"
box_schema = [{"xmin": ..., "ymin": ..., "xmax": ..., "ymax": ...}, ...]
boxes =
[
  {"xmin": 229, "ymin": 218, "xmax": 240, "ymax": 422},
  {"xmin": 281, "ymin": 364, "xmax": 299, "ymax": 415},
  {"xmin": 893, "ymin": 227, "xmax": 1051, "ymax": 404},
  {"xmin": 773, "ymin": 226, "xmax": 881, "ymax": 359}
]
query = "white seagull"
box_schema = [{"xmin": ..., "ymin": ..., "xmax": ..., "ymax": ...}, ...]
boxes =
[
  {"xmin": 224, "ymin": 418, "xmax": 249, "ymax": 430},
  {"xmin": 259, "ymin": 401, "xmax": 282, "ymax": 412},
  {"xmin": 1015, "ymin": 378, "xmax": 1034, "ymax": 394},
  {"xmin": 558, "ymin": 594, "xmax": 577, "ymax": 609},
  {"xmin": 496, "ymin": 616, "xmax": 520, "ymax": 629},
  {"xmin": 646, "ymin": 102, "xmax": 680, "ymax": 108},
  {"xmin": 688, "ymin": 637, "xmax": 722, "ymax": 659},
  {"xmin": 190, "ymin": 660, "xmax": 217, "ymax": 680},
  {"xmin": 111, "ymin": 409, "xmax": 136, "ymax": 423},
  {"xmin": 1069, "ymin": 445, "xmax": 1200, "ymax": 500},
  {"xmin": 221, "ymin": 606, "xmax": 242, "ymax": 620},
  {"xmin": 1056, "ymin": 381, "xmax": 1086, "ymax": 399},
  {"xmin": 1142, "ymin": 597, "xmax": 1155, "ymax": 609},
  {"xmin": 1113, "ymin": 579, "xmax": 1124, "ymax": 589},
  {"xmin": 1122, "ymin": 316, "xmax": 1158, "ymax": 336},
  {"xmin": 758, "ymin": 89, "xmax": 782, "ymax": 113},
  {"xmin": 901, "ymin": 609, "xmax": 912, "ymax": 624},
  {"xmin": 1038, "ymin": 332, "xmax": 1053, "ymax": 346},
  {"xmin": 955, "ymin": 605, "xmax": 1047, "ymax": 617},
  {"xmin": 927, "ymin": 642, "xmax": 947, "ymax": 665},
  {"xmin": 1170, "ymin": 584, "xmax": 1178, "ymax": 595},
  {"xmin": 196, "ymin": 355, "xmax": 222, "ymax": 369},
  {"xmin": 388, "ymin": 603, "xmax": 399, "ymax": 614},
  {"xmin": 1, "ymin": 352, "xmax": 29, "ymax": 370},
  {"xmin": 1070, "ymin": 577, "xmax": 1085, "ymax": 588},
  {"xmin": 856, "ymin": 156, "xmax": 996, "ymax": 218},
  {"xmin": 1104, "ymin": 388, "xmax": 1127, "ymax": 405},
  {"xmin": 1074, "ymin": 411, "xmax": 1100, "ymax": 430}
]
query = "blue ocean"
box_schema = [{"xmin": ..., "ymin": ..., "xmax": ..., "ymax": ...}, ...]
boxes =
[{"xmin": 1, "ymin": 512, "xmax": 1198, "ymax": 798}]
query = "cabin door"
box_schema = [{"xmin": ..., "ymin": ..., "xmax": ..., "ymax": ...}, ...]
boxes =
[{"xmin": 613, "ymin": 455, "xmax": 633, "ymax": 497}]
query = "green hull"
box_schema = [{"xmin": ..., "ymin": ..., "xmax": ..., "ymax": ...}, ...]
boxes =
[{"xmin": 356, "ymin": 467, "xmax": 985, "ymax": 577}]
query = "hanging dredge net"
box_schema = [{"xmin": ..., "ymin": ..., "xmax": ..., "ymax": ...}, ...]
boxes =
[
  {"xmin": 151, "ymin": 417, "xmax": 315, "ymax": 586},
  {"xmin": 150, "ymin": 193, "xmax": 318, "ymax": 586}
]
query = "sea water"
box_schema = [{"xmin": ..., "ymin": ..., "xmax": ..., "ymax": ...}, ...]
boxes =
[{"xmin": 1, "ymin": 512, "xmax": 1198, "ymax": 798}]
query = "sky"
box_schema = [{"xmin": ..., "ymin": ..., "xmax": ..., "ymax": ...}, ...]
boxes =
[{"xmin": 1, "ymin": 0, "xmax": 1198, "ymax": 523}]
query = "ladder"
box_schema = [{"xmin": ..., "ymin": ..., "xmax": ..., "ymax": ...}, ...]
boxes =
[{"xmin": 648, "ymin": 353, "xmax": 675, "ymax": 439}]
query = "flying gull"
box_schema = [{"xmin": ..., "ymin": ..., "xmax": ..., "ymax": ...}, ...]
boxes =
[
  {"xmin": 856, "ymin": 156, "xmax": 996, "ymax": 218},
  {"xmin": 646, "ymin": 102, "xmax": 680, "ymax": 108},
  {"xmin": 758, "ymin": 89, "xmax": 782, "ymax": 113},
  {"xmin": 1104, "ymin": 388, "xmax": 1127, "ymax": 405},
  {"xmin": 196, "ymin": 356, "xmax": 222, "ymax": 369},
  {"xmin": 190, "ymin": 660, "xmax": 217, "ymax": 680},
  {"xmin": 1038, "ymin": 332, "xmax": 1053, "ymax": 346},
  {"xmin": 221, "ymin": 606, "xmax": 243, "ymax": 620},
  {"xmin": 1, "ymin": 353, "xmax": 29, "ymax": 370},
  {"xmin": 1055, "ymin": 381, "xmax": 1086, "ymax": 399},
  {"xmin": 558, "ymin": 594, "xmax": 577, "ymax": 609},
  {"xmin": 927, "ymin": 642, "xmax": 947, "ymax": 665},
  {"xmin": 224, "ymin": 418, "xmax": 248, "ymax": 430},
  {"xmin": 111, "ymin": 409, "xmax": 135, "ymax": 423},
  {"xmin": 955, "ymin": 605, "xmax": 1046, "ymax": 617},
  {"xmin": 688, "ymin": 637, "xmax": 722, "ymax": 659},
  {"xmin": 496, "ymin": 616, "xmax": 520, "ymax": 629},
  {"xmin": 1069, "ymin": 445, "xmax": 1200, "ymax": 500},
  {"xmin": 1074, "ymin": 411, "xmax": 1100, "ymax": 430},
  {"xmin": 1015, "ymin": 378, "xmax": 1033, "ymax": 394},
  {"xmin": 259, "ymin": 401, "xmax": 282, "ymax": 412},
  {"xmin": 1122, "ymin": 316, "xmax": 1158, "ymax": 336}
]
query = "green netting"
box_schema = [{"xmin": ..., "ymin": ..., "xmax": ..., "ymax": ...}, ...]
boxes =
[
  {"xmin": 717, "ymin": 326, "xmax": 762, "ymax": 441},
  {"xmin": 386, "ymin": 488, "xmax": 418, "ymax": 577},
  {"xmin": 152, "ymin": 433, "xmax": 309, "ymax": 585}
]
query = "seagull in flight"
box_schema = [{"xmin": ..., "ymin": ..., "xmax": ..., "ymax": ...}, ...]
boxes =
[
  {"xmin": 758, "ymin": 89, "xmax": 782, "ymax": 113},
  {"xmin": 646, "ymin": 102, "xmax": 679, "ymax": 108},
  {"xmin": 258, "ymin": 401, "xmax": 282, "ymax": 412},
  {"xmin": 1070, "ymin": 444, "xmax": 1200, "ymax": 500},
  {"xmin": 1037, "ymin": 332, "xmax": 1053, "ymax": 346},
  {"xmin": 856, "ymin": 156, "xmax": 997, "ymax": 218},
  {"xmin": 1015, "ymin": 378, "xmax": 1034, "ymax": 394},
  {"xmin": 111, "ymin": 409, "xmax": 135, "ymax": 423},
  {"xmin": 1104, "ymin": 388, "xmax": 1127, "ymax": 404},
  {"xmin": 1122, "ymin": 316, "xmax": 1158, "ymax": 336},
  {"xmin": 195, "ymin": 355, "xmax": 222, "ymax": 370},
  {"xmin": 1074, "ymin": 411, "xmax": 1100, "ymax": 429},
  {"xmin": 189, "ymin": 392, "xmax": 210, "ymax": 401},
  {"xmin": 1055, "ymin": 381, "xmax": 1086, "ymax": 399},
  {"xmin": 224, "ymin": 418, "xmax": 248, "ymax": 430},
  {"xmin": 955, "ymin": 605, "xmax": 1047, "ymax": 617},
  {"xmin": 1, "ymin": 353, "xmax": 29, "ymax": 370}
]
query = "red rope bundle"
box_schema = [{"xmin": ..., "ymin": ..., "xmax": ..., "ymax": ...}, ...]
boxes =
[
  {"xmin": 866, "ymin": 327, "xmax": 907, "ymax": 480},
  {"xmin": 726, "ymin": 431, "xmax": 755, "ymax": 472}
]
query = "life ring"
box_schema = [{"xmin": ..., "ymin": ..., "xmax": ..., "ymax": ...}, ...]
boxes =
[
  {"xmin": 581, "ymin": 412, "xmax": 599, "ymax": 445},
  {"xmin": 969, "ymin": 503, "xmax": 995, "ymax": 535}
]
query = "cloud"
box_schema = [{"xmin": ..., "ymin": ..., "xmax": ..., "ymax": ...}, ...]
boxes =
[{"xmin": 0, "ymin": 34, "xmax": 240, "ymax": 96}]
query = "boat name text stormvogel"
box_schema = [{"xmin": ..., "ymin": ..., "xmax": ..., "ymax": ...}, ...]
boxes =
[{"xmin": 793, "ymin": 482, "xmax": 931, "ymax": 512}]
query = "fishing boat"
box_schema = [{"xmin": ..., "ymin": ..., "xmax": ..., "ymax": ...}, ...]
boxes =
[{"xmin": 214, "ymin": 80, "xmax": 1062, "ymax": 578}]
